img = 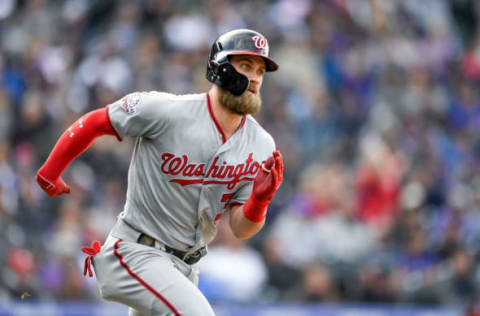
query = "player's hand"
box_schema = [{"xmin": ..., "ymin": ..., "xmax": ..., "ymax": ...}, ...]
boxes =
[
  {"xmin": 252, "ymin": 150, "xmax": 284, "ymax": 202},
  {"xmin": 35, "ymin": 173, "xmax": 71, "ymax": 197}
]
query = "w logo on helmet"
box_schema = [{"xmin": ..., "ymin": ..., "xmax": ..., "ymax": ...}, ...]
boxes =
[{"xmin": 252, "ymin": 35, "xmax": 268, "ymax": 50}]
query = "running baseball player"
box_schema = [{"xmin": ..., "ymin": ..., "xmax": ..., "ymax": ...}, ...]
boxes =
[{"xmin": 36, "ymin": 29, "xmax": 283, "ymax": 315}]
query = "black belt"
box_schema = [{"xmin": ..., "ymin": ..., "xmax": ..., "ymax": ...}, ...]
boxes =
[{"xmin": 137, "ymin": 233, "xmax": 206, "ymax": 265}]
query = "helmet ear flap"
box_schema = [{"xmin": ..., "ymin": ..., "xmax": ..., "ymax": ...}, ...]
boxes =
[
  {"xmin": 217, "ymin": 63, "xmax": 249, "ymax": 96},
  {"xmin": 207, "ymin": 59, "xmax": 218, "ymax": 82}
]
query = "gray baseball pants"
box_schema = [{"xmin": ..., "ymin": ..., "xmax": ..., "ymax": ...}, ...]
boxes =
[{"xmin": 91, "ymin": 220, "xmax": 215, "ymax": 316}]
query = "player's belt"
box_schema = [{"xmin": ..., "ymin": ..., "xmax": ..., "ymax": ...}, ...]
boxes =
[{"xmin": 137, "ymin": 233, "xmax": 206, "ymax": 265}]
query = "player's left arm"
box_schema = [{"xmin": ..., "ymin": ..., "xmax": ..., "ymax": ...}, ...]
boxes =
[
  {"xmin": 229, "ymin": 150, "xmax": 284, "ymax": 239},
  {"xmin": 35, "ymin": 108, "xmax": 120, "ymax": 197}
]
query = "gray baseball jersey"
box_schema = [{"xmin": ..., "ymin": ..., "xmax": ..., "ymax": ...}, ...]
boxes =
[{"xmin": 107, "ymin": 91, "xmax": 275, "ymax": 252}]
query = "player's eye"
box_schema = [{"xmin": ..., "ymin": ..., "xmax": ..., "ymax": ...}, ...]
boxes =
[{"xmin": 241, "ymin": 63, "xmax": 251, "ymax": 71}]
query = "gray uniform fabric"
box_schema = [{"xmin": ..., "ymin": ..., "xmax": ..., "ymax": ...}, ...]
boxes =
[
  {"xmin": 93, "ymin": 91, "xmax": 275, "ymax": 315},
  {"xmin": 108, "ymin": 92, "xmax": 274, "ymax": 250},
  {"xmin": 93, "ymin": 219, "xmax": 213, "ymax": 316}
]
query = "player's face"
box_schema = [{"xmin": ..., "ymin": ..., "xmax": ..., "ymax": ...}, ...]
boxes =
[
  {"xmin": 229, "ymin": 55, "xmax": 266, "ymax": 91},
  {"xmin": 219, "ymin": 55, "xmax": 266, "ymax": 115}
]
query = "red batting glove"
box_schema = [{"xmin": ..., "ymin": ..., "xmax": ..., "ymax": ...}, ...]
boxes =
[
  {"xmin": 243, "ymin": 150, "xmax": 284, "ymax": 222},
  {"xmin": 35, "ymin": 173, "xmax": 71, "ymax": 197}
]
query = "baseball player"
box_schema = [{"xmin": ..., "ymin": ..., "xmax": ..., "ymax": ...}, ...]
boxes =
[{"xmin": 36, "ymin": 29, "xmax": 284, "ymax": 315}]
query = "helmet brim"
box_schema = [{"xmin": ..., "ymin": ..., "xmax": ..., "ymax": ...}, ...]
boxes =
[{"xmin": 226, "ymin": 50, "xmax": 279, "ymax": 72}]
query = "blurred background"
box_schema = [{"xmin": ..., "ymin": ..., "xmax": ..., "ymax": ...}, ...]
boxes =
[{"xmin": 1, "ymin": 0, "xmax": 480, "ymax": 315}]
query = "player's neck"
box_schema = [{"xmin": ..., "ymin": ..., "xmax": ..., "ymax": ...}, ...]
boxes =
[{"xmin": 208, "ymin": 88, "xmax": 245, "ymax": 140}]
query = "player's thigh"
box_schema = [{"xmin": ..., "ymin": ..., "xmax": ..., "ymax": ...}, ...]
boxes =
[
  {"xmin": 149, "ymin": 272, "xmax": 214, "ymax": 316},
  {"xmin": 94, "ymin": 238, "xmax": 214, "ymax": 316},
  {"xmin": 123, "ymin": 253, "xmax": 214, "ymax": 316},
  {"xmin": 133, "ymin": 253, "xmax": 213, "ymax": 316}
]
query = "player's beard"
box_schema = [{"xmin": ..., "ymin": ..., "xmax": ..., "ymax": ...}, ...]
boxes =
[{"xmin": 219, "ymin": 87, "xmax": 262, "ymax": 115}]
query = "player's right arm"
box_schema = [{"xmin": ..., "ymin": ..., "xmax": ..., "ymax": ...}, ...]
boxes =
[
  {"xmin": 229, "ymin": 150, "xmax": 284, "ymax": 239},
  {"xmin": 36, "ymin": 107, "xmax": 120, "ymax": 197}
]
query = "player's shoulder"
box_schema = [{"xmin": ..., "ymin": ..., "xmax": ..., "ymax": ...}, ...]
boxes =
[
  {"xmin": 244, "ymin": 115, "xmax": 275, "ymax": 147},
  {"xmin": 136, "ymin": 91, "xmax": 205, "ymax": 104},
  {"xmin": 122, "ymin": 91, "xmax": 206, "ymax": 117}
]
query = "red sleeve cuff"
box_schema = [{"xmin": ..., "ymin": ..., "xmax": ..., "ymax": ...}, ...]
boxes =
[{"xmin": 243, "ymin": 194, "xmax": 269, "ymax": 222}]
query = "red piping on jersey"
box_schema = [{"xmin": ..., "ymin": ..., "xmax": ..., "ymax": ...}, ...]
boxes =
[
  {"xmin": 113, "ymin": 239, "xmax": 181, "ymax": 316},
  {"xmin": 206, "ymin": 93, "xmax": 226, "ymax": 144},
  {"xmin": 239, "ymin": 113, "xmax": 246, "ymax": 129},
  {"xmin": 106, "ymin": 105, "xmax": 122, "ymax": 141},
  {"xmin": 206, "ymin": 93, "xmax": 246, "ymax": 144}
]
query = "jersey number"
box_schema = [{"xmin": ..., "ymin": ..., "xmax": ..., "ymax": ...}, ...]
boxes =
[{"xmin": 214, "ymin": 193, "xmax": 234, "ymax": 222}]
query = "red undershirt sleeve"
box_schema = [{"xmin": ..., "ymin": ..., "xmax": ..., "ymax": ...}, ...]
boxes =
[{"xmin": 38, "ymin": 107, "xmax": 120, "ymax": 182}]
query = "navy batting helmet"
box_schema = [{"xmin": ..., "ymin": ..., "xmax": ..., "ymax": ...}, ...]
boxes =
[{"xmin": 206, "ymin": 29, "xmax": 279, "ymax": 96}]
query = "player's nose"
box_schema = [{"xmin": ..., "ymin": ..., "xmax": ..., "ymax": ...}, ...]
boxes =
[{"xmin": 249, "ymin": 74, "xmax": 261, "ymax": 87}]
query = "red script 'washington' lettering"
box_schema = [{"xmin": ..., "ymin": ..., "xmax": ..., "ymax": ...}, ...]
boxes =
[{"xmin": 161, "ymin": 153, "xmax": 261, "ymax": 189}]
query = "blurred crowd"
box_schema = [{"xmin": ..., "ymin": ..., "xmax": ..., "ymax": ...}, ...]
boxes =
[{"xmin": 1, "ymin": 0, "xmax": 480, "ymax": 311}]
